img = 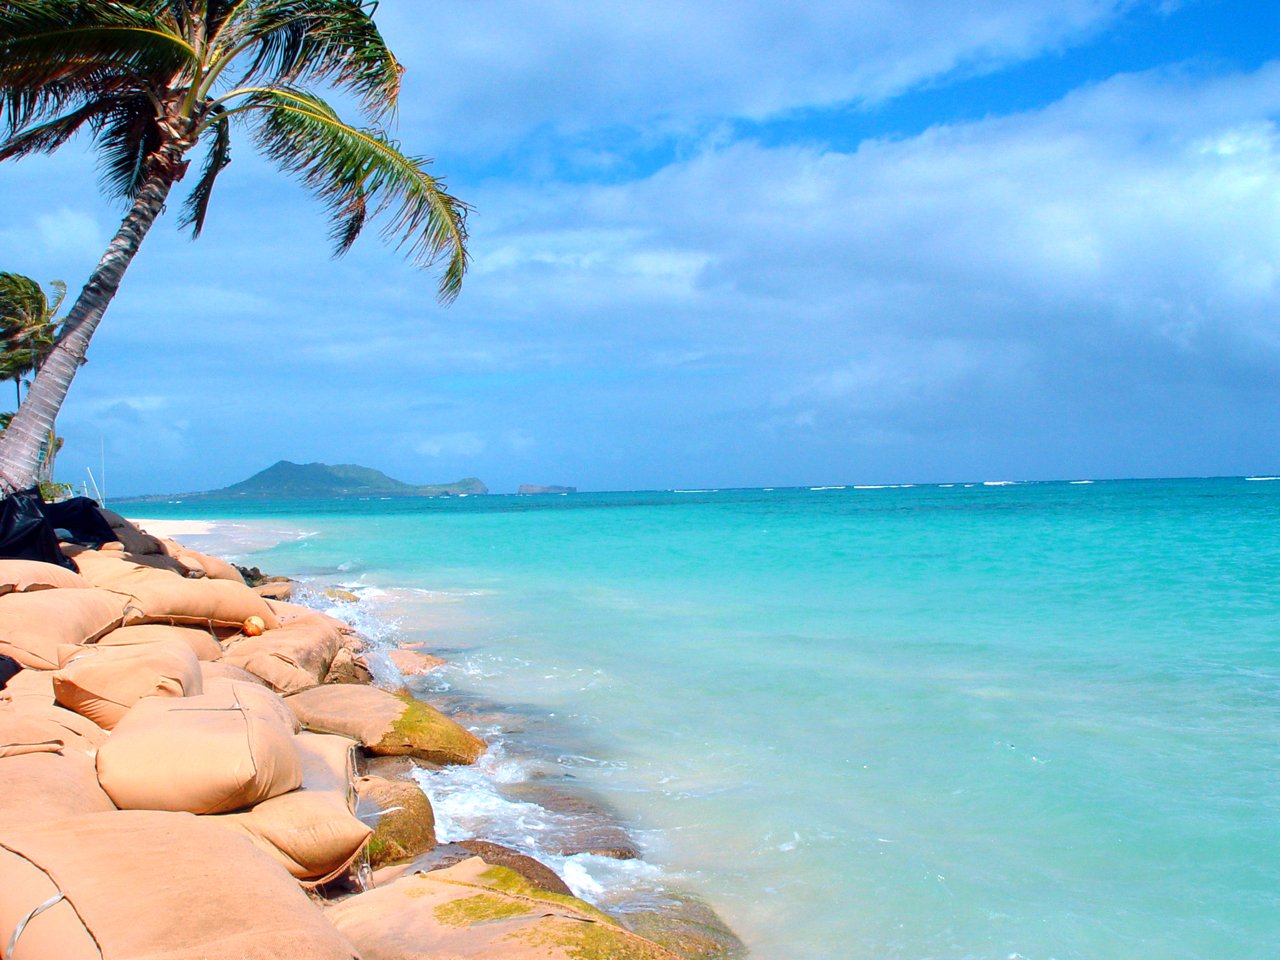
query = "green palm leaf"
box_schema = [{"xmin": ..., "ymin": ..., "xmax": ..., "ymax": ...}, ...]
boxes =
[{"xmin": 245, "ymin": 86, "xmax": 468, "ymax": 300}]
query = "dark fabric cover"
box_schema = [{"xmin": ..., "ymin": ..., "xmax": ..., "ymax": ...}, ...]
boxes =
[
  {"xmin": 44, "ymin": 496, "xmax": 117, "ymax": 547},
  {"xmin": 0, "ymin": 488, "xmax": 77, "ymax": 570},
  {"xmin": 0, "ymin": 654, "xmax": 19, "ymax": 691}
]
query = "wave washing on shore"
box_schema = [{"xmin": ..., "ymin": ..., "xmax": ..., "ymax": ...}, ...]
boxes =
[{"xmin": 134, "ymin": 478, "xmax": 1280, "ymax": 960}]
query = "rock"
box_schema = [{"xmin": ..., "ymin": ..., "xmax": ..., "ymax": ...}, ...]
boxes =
[
  {"xmin": 323, "ymin": 647, "xmax": 374, "ymax": 685},
  {"xmin": 501, "ymin": 782, "xmax": 641, "ymax": 860},
  {"xmin": 356, "ymin": 775, "xmax": 436, "ymax": 869},
  {"xmin": 458, "ymin": 840, "xmax": 573, "ymax": 897},
  {"xmin": 517, "ymin": 484, "xmax": 577, "ymax": 495},
  {"xmin": 359, "ymin": 754, "xmax": 433, "ymax": 779},
  {"xmin": 251, "ymin": 581, "xmax": 295, "ymax": 601},
  {"xmin": 326, "ymin": 857, "xmax": 681, "ymax": 960},
  {"xmin": 388, "ymin": 648, "xmax": 445, "ymax": 676},
  {"xmin": 285, "ymin": 684, "xmax": 485, "ymax": 766},
  {"xmin": 623, "ymin": 897, "xmax": 748, "ymax": 960},
  {"xmin": 323, "ymin": 588, "xmax": 359, "ymax": 603}
]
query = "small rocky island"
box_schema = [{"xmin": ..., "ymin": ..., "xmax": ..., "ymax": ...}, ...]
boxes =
[{"xmin": 517, "ymin": 484, "xmax": 577, "ymax": 495}]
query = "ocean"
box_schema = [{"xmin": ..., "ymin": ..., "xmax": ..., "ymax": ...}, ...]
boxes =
[{"xmin": 129, "ymin": 477, "xmax": 1280, "ymax": 960}]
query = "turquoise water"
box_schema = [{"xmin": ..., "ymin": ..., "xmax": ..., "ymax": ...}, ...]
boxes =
[{"xmin": 130, "ymin": 478, "xmax": 1280, "ymax": 959}]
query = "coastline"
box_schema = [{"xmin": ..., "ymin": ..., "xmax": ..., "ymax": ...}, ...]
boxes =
[{"xmin": 133, "ymin": 514, "xmax": 748, "ymax": 956}]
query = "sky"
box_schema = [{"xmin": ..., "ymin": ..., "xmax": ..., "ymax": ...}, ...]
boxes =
[{"xmin": 2, "ymin": 0, "xmax": 1280, "ymax": 495}]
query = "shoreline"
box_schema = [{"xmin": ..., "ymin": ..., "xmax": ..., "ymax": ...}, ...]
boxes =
[{"xmin": 137, "ymin": 514, "xmax": 748, "ymax": 956}]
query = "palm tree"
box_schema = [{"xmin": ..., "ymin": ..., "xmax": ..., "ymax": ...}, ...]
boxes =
[
  {"xmin": 0, "ymin": 272, "xmax": 65, "ymax": 407},
  {"xmin": 0, "ymin": 0, "xmax": 469, "ymax": 492}
]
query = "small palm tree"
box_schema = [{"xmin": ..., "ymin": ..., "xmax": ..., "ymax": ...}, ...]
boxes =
[
  {"xmin": 0, "ymin": 272, "xmax": 65, "ymax": 407},
  {"xmin": 0, "ymin": 0, "xmax": 469, "ymax": 492}
]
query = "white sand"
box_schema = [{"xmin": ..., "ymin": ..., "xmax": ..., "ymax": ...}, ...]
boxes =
[{"xmin": 126, "ymin": 518, "xmax": 217, "ymax": 538}]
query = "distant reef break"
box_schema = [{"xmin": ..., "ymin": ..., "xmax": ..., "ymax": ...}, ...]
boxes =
[
  {"xmin": 120, "ymin": 460, "xmax": 488, "ymax": 501},
  {"xmin": 517, "ymin": 484, "xmax": 577, "ymax": 495}
]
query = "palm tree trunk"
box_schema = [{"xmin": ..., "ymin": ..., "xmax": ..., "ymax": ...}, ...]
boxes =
[{"xmin": 0, "ymin": 156, "xmax": 184, "ymax": 494}]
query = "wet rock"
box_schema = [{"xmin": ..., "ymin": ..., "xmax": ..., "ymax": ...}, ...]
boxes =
[
  {"xmin": 323, "ymin": 647, "xmax": 373, "ymax": 685},
  {"xmin": 501, "ymin": 782, "xmax": 641, "ymax": 860},
  {"xmin": 251, "ymin": 581, "xmax": 295, "ymax": 601},
  {"xmin": 388, "ymin": 648, "xmax": 445, "ymax": 676},
  {"xmin": 356, "ymin": 775, "xmax": 436, "ymax": 869},
  {"xmin": 623, "ymin": 897, "xmax": 748, "ymax": 960},
  {"xmin": 358, "ymin": 754, "xmax": 434, "ymax": 780},
  {"xmin": 458, "ymin": 840, "xmax": 573, "ymax": 897},
  {"xmin": 323, "ymin": 588, "xmax": 359, "ymax": 603}
]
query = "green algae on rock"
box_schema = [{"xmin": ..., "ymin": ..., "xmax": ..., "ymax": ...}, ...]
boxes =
[
  {"xmin": 285, "ymin": 683, "xmax": 485, "ymax": 765},
  {"xmin": 356, "ymin": 775, "xmax": 436, "ymax": 869}
]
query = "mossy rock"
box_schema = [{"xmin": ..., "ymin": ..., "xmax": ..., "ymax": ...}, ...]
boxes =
[
  {"xmin": 458, "ymin": 840, "xmax": 572, "ymax": 897},
  {"xmin": 622, "ymin": 897, "xmax": 747, "ymax": 960},
  {"xmin": 286, "ymin": 684, "xmax": 485, "ymax": 766},
  {"xmin": 505, "ymin": 915, "xmax": 682, "ymax": 960},
  {"xmin": 356, "ymin": 776, "xmax": 436, "ymax": 869},
  {"xmin": 468, "ymin": 864, "xmax": 616, "ymax": 925}
]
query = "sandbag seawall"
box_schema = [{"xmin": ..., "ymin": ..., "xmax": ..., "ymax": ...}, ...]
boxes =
[{"xmin": 0, "ymin": 514, "xmax": 692, "ymax": 960}]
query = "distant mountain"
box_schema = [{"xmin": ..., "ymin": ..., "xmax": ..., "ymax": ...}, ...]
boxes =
[
  {"xmin": 122, "ymin": 461, "xmax": 488, "ymax": 501},
  {"xmin": 518, "ymin": 484, "xmax": 577, "ymax": 495}
]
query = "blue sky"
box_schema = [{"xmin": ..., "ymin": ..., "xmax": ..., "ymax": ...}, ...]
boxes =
[{"xmin": 2, "ymin": 0, "xmax": 1279, "ymax": 495}]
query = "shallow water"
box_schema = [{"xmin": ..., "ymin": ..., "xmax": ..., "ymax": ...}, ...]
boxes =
[{"xmin": 130, "ymin": 478, "xmax": 1280, "ymax": 959}]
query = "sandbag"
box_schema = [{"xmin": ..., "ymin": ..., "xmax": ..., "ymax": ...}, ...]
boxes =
[
  {"xmin": 0, "ymin": 751, "xmax": 116, "ymax": 822},
  {"xmin": 96, "ymin": 689, "xmax": 301, "ymax": 814},
  {"xmin": 0, "ymin": 666, "xmax": 54, "ymax": 702},
  {"xmin": 325, "ymin": 856, "xmax": 678, "ymax": 960},
  {"xmin": 0, "ymin": 558, "xmax": 91, "ymax": 595},
  {"xmin": 96, "ymin": 507, "xmax": 166, "ymax": 555},
  {"xmin": 223, "ymin": 615, "xmax": 345, "ymax": 694},
  {"xmin": 200, "ymin": 659, "xmax": 268, "ymax": 685},
  {"xmin": 0, "ymin": 588, "xmax": 129, "ymax": 668},
  {"xmin": 286, "ymin": 683, "xmax": 485, "ymax": 765},
  {"xmin": 0, "ymin": 700, "xmax": 106, "ymax": 757},
  {"xmin": 0, "ymin": 810, "xmax": 361, "ymax": 960},
  {"xmin": 94, "ymin": 622, "xmax": 224, "ymax": 661},
  {"xmin": 177, "ymin": 547, "xmax": 245, "ymax": 583},
  {"xmin": 72, "ymin": 551, "xmax": 279, "ymax": 629},
  {"xmin": 203, "ymin": 675, "xmax": 302, "ymax": 733},
  {"xmin": 266, "ymin": 598, "xmax": 350, "ymax": 633},
  {"xmin": 224, "ymin": 733, "xmax": 364, "ymax": 878},
  {"xmin": 43, "ymin": 498, "xmax": 117, "ymax": 548},
  {"xmin": 53, "ymin": 641, "xmax": 202, "ymax": 730}
]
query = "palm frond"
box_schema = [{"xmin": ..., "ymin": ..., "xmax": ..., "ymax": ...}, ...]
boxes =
[
  {"xmin": 0, "ymin": 98, "xmax": 109, "ymax": 162},
  {"xmin": 245, "ymin": 86, "xmax": 468, "ymax": 300},
  {"xmin": 0, "ymin": 1, "xmax": 196, "ymax": 133},
  {"xmin": 179, "ymin": 106, "xmax": 233, "ymax": 236},
  {"xmin": 96, "ymin": 92, "xmax": 164, "ymax": 198},
  {"xmin": 214, "ymin": 0, "xmax": 400, "ymax": 117}
]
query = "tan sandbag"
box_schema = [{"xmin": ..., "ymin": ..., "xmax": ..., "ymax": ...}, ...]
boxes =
[
  {"xmin": 203, "ymin": 675, "xmax": 302, "ymax": 733},
  {"xmin": 0, "ymin": 667, "xmax": 54, "ymax": 703},
  {"xmin": 222, "ymin": 615, "xmax": 345, "ymax": 694},
  {"xmin": 97, "ymin": 507, "xmax": 166, "ymax": 555},
  {"xmin": 0, "ymin": 810, "xmax": 361, "ymax": 960},
  {"xmin": 286, "ymin": 684, "xmax": 484, "ymax": 765},
  {"xmin": 217, "ymin": 734, "xmax": 359, "ymax": 879},
  {"xmin": 0, "ymin": 558, "xmax": 91, "ymax": 595},
  {"xmin": 266, "ymin": 598, "xmax": 350, "ymax": 631},
  {"xmin": 0, "ymin": 751, "xmax": 116, "ymax": 822},
  {"xmin": 0, "ymin": 700, "xmax": 106, "ymax": 756},
  {"xmin": 96, "ymin": 688, "xmax": 301, "ymax": 814},
  {"xmin": 389, "ymin": 648, "xmax": 446, "ymax": 676},
  {"xmin": 0, "ymin": 588, "xmax": 129, "ymax": 669},
  {"xmin": 253, "ymin": 580, "xmax": 295, "ymax": 600},
  {"xmin": 94, "ymin": 621, "xmax": 223, "ymax": 660},
  {"xmin": 326, "ymin": 856, "xmax": 678, "ymax": 960},
  {"xmin": 72, "ymin": 551, "xmax": 279, "ymax": 629},
  {"xmin": 178, "ymin": 547, "xmax": 246, "ymax": 583},
  {"xmin": 53, "ymin": 641, "xmax": 202, "ymax": 730}
]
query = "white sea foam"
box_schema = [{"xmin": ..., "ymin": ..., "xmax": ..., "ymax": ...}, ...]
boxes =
[
  {"xmin": 1245, "ymin": 476, "xmax": 1280, "ymax": 481},
  {"xmin": 1070, "ymin": 480, "xmax": 1095, "ymax": 485},
  {"xmin": 413, "ymin": 743, "xmax": 665, "ymax": 905},
  {"xmin": 983, "ymin": 480, "xmax": 1017, "ymax": 486},
  {"xmin": 854, "ymin": 485, "xmax": 888, "ymax": 489},
  {"xmin": 809, "ymin": 486, "xmax": 846, "ymax": 491}
]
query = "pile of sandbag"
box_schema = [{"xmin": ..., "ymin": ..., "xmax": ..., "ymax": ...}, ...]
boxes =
[{"xmin": 0, "ymin": 524, "xmax": 685, "ymax": 960}]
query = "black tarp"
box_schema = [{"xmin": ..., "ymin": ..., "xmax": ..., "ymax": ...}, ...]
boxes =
[
  {"xmin": 0, "ymin": 654, "xmax": 20, "ymax": 691},
  {"xmin": 43, "ymin": 496, "xmax": 117, "ymax": 547},
  {"xmin": 0, "ymin": 488, "xmax": 79, "ymax": 570}
]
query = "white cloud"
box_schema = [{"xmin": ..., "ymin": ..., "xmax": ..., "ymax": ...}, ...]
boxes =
[
  {"xmin": 380, "ymin": 0, "xmax": 1145, "ymax": 151},
  {"xmin": 414, "ymin": 432, "xmax": 487, "ymax": 457}
]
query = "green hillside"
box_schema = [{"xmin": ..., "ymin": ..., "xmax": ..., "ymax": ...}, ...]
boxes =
[{"xmin": 124, "ymin": 461, "xmax": 487, "ymax": 500}]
